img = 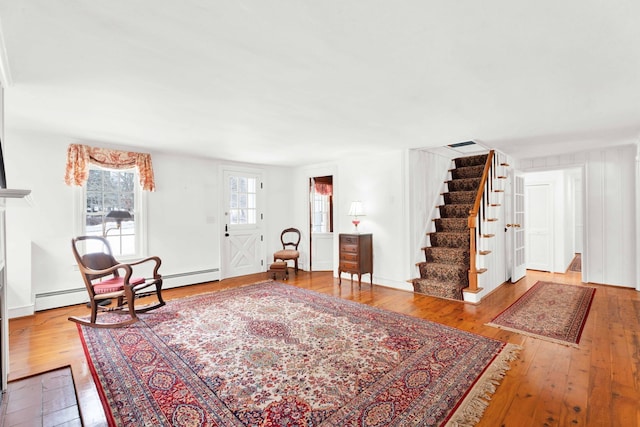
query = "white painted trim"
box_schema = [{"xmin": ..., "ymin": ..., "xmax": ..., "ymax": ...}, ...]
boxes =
[
  {"xmin": 33, "ymin": 269, "xmax": 221, "ymax": 312},
  {"xmin": 0, "ymin": 17, "xmax": 12, "ymax": 87},
  {"xmin": 8, "ymin": 304, "xmax": 34, "ymax": 319},
  {"xmin": 162, "ymin": 270, "xmax": 220, "ymax": 289},
  {"xmin": 338, "ymin": 274, "xmax": 412, "ymax": 292},
  {"xmin": 636, "ymin": 142, "xmax": 640, "ymax": 291}
]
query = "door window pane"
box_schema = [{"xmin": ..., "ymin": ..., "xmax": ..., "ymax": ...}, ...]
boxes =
[{"xmin": 229, "ymin": 175, "xmax": 257, "ymax": 225}]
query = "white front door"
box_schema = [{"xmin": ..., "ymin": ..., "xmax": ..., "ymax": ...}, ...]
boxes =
[
  {"xmin": 221, "ymin": 169, "xmax": 264, "ymax": 279},
  {"xmin": 511, "ymin": 172, "xmax": 526, "ymax": 282},
  {"xmin": 525, "ymin": 182, "xmax": 552, "ymax": 272}
]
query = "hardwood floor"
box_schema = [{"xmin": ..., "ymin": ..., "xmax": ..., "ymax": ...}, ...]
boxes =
[{"xmin": 7, "ymin": 270, "xmax": 640, "ymax": 426}]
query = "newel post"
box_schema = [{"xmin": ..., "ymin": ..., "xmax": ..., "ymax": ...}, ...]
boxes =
[{"xmin": 468, "ymin": 215, "xmax": 478, "ymax": 292}]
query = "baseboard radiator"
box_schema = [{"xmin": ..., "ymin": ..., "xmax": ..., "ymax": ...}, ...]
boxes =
[{"xmin": 34, "ymin": 268, "xmax": 220, "ymax": 311}]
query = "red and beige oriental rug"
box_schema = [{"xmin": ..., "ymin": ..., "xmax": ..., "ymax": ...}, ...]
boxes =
[
  {"xmin": 78, "ymin": 282, "xmax": 520, "ymax": 426},
  {"xmin": 487, "ymin": 281, "xmax": 595, "ymax": 347}
]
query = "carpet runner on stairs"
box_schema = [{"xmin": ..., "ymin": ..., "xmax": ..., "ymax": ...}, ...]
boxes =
[{"xmin": 413, "ymin": 154, "xmax": 488, "ymax": 300}]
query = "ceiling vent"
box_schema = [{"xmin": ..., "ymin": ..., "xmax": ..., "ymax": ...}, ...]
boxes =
[{"xmin": 447, "ymin": 140, "xmax": 485, "ymax": 154}]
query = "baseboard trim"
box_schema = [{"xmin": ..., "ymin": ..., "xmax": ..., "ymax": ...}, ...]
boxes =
[
  {"xmin": 8, "ymin": 304, "xmax": 36, "ymax": 319},
  {"xmin": 32, "ymin": 268, "xmax": 221, "ymax": 311}
]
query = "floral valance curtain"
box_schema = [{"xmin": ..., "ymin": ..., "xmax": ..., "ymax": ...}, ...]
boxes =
[
  {"xmin": 64, "ymin": 144, "xmax": 156, "ymax": 191},
  {"xmin": 314, "ymin": 182, "xmax": 333, "ymax": 196},
  {"xmin": 313, "ymin": 176, "xmax": 333, "ymax": 196}
]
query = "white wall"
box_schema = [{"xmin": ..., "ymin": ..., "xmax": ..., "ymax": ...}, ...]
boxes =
[
  {"xmin": 408, "ymin": 149, "xmax": 452, "ymax": 271},
  {"xmin": 519, "ymin": 145, "xmax": 637, "ymax": 288},
  {"xmin": 4, "ymin": 130, "xmax": 294, "ymax": 316},
  {"xmin": 294, "ymin": 150, "xmax": 412, "ymax": 291}
]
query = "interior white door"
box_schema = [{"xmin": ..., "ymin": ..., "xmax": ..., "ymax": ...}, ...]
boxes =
[
  {"xmin": 309, "ymin": 176, "xmax": 334, "ymax": 271},
  {"xmin": 221, "ymin": 169, "xmax": 264, "ymax": 279},
  {"xmin": 525, "ymin": 182, "xmax": 552, "ymax": 272},
  {"xmin": 510, "ymin": 172, "xmax": 526, "ymax": 282},
  {"xmin": 311, "ymin": 232, "xmax": 333, "ymax": 270}
]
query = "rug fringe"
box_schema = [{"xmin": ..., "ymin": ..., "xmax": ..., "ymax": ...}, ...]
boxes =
[
  {"xmin": 485, "ymin": 323, "xmax": 580, "ymax": 348},
  {"xmin": 445, "ymin": 343, "xmax": 522, "ymax": 427}
]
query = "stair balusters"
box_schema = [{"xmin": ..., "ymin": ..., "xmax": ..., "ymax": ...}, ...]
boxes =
[{"xmin": 467, "ymin": 150, "xmax": 495, "ymax": 294}]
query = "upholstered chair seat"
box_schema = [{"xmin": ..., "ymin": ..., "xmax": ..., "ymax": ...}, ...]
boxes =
[{"xmin": 273, "ymin": 228, "xmax": 301, "ymax": 274}]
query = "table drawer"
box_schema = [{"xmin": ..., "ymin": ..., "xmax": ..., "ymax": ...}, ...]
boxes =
[
  {"xmin": 340, "ymin": 235, "xmax": 358, "ymax": 245},
  {"xmin": 341, "ymin": 252, "xmax": 358, "ymax": 262},
  {"xmin": 340, "ymin": 261, "xmax": 359, "ymax": 271},
  {"xmin": 340, "ymin": 244, "xmax": 358, "ymax": 253}
]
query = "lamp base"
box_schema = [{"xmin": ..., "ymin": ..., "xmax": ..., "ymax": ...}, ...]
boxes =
[{"xmin": 352, "ymin": 219, "xmax": 360, "ymax": 233}]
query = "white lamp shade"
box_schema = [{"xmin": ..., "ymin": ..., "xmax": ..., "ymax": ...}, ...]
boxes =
[{"xmin": 348, "ymin": 201, "xmax": 365, "ymax": 216}]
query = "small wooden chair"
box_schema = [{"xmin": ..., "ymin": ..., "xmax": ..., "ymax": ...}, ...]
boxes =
[
  {"xmin": 69, "ymin": 235, "xmax": 165, "ymax": 328},
  {"xmin": 273, "ymin": 227, "xmax": 301, "ymax": 274}
]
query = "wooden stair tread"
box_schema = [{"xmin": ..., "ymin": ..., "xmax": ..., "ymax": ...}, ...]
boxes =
[
  {"xmin": 485, "ymin": 218, "xmax": 498, "ymax": 222},
  {"xmin": 481, "ymin": 234, "xmax": 495, "ymax": 238},
  {"xmin": 479, "ymin": 250, "xmax": 491, "ymax": 255},
  {"xmin": 500, "ymin": 162, "xmax": 510, "ymax": 166}
]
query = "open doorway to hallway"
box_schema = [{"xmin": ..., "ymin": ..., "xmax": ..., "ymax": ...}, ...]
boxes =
[{"xmin": 524, "ymin": 167, "xmax": 583, "ymax": 278}]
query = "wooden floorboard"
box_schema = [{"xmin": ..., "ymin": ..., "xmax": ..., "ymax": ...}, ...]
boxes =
[{"xmin": 8, "ymin": 269, "xmax": 640, "ymax": 426}]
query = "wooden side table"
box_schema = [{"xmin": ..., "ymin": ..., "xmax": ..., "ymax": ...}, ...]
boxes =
[{"xmin": 338, "ymin": 233, "xmax": 372, "ymax": 287}]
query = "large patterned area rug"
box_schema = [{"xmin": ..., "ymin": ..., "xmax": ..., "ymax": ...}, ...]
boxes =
[
  {"xmin": 487, "ymin": 281, "xmax": 596, "ymax": 347},
  {"xmin": 78, "ymin": 282, "xmax": 520, "ymax": 426}
]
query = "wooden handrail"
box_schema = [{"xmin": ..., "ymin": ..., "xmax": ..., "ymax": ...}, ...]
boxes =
[{"xmin": 466, "ymin": 150, "xmax": 494, "ymax": 293}]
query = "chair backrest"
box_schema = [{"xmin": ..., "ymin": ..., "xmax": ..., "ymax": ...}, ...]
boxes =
[
  {"xmin": 280, "ymin": 228, "xmax": 301, "ymax": 250},
  {"xmin": 71, "ymin": 236, "xmax": 120, "ymax": 282}
]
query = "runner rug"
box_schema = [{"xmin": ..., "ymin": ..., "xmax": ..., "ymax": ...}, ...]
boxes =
[
  {"xmin": 487, "ymin": 281, "xmax": 595, "ymax": 347},
  {"xmin": 78, "ymin": 281, "xmax": 520, "ymax": 426},
  {"xmin": 568, "ymin": 254, "xmax": 582, "ymax": 272}
]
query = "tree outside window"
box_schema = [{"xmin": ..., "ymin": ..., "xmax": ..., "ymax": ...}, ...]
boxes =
[{"xmin": 85, "ymin": 168, "xmax": 137, "ymax": 256}]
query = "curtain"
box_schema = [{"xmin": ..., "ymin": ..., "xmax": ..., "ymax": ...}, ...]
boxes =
[
  {"xmin": 314, "ymin": 183, "xmax": 332, "ymax": 196},
  {"xmin": 64, "ymin": 144, "xmax": 156, "ymax": 191}
]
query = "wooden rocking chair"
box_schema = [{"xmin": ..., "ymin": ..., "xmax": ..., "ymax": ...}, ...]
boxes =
[{"xmin": 69, "ymin": 235, "xmax": 165, "ymax": 328}]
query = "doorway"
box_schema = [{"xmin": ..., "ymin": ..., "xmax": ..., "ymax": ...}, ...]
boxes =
[
  {"xmin": 309, "ymin": 176, "xmax": 333, "ymax": 271},
  {"xmin": 220, "ymin": 168, "xmax": 264, "ymax": 279},
  {"xmin": 523, "ymin": 168, "xmax": 583, "ymax": 275},
  {"xmin": 525, "ymin": 182, "xmax": 553, "ymax": 271}
]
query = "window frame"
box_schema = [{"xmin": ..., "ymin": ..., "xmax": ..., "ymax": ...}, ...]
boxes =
[{"xmin": 74, "ymin": 165, "xmax": 147, "ymax": 260}]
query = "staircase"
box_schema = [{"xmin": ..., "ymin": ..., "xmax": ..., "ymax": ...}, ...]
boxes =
[{"xmin": 412, "ymin": 154, "xmax": 489, "ymax": 300}]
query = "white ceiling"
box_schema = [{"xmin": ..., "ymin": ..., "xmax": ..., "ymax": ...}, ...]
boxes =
[{"xmin": 0, "ymin": 1, "xmax": 638, "ymax": 166}]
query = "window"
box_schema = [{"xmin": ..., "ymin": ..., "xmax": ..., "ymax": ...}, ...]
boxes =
[
  {"xmin": 310, "ymin": 176, "xmax": 333, "ymax": 233},
  {"xmin": 311, "ymin": 193, "xmax": 332, "ymax": 232},
  {"xmin": 228, "ymin": 175, "xmax": 257, "ymax": 225},
  {"xmin": 83, "ymin": 166, "xmax": 143, "ymax": 257}
]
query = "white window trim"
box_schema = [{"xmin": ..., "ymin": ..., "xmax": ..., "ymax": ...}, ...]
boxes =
[{"xmin": 73, "ymin": 166, "xmax": 148, "ymax": 261}]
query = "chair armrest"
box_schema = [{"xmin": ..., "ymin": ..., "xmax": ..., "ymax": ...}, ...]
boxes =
[
  {"xmin": 126, "ymin": 256, "xmax": 162, "ymax": 278},
  {"xmin": 80, "ymin": 263, "xmax": 133, "ymax": 278}
]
